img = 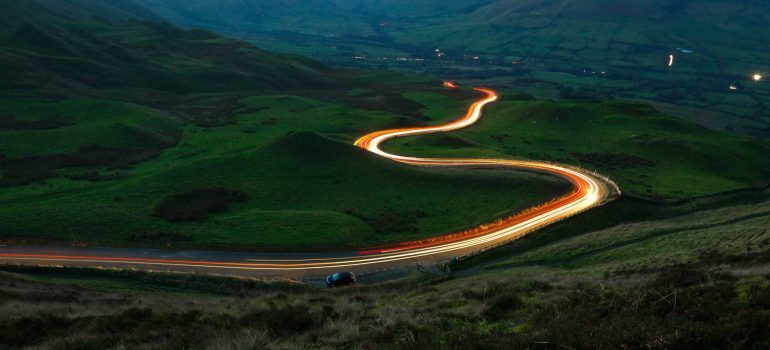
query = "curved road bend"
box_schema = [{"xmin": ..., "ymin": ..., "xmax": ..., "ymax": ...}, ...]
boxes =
[{"xmin": 0, "ymin": 86, "xmax": 615, "ymax": 279}]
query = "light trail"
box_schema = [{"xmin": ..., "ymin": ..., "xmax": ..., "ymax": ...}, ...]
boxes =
[
  {"xmin": 443, "ymin": 81, "xmax": 459, "ymax": 89},
  {"xmin": 668, "ymin": 54, "xmax": 675, "ymax": 67},
  {"xmin": 353, "ymin": 87, "xmax": 609, "ymax": 255},
  {"xmin": 0, "ymin": 85, "xmax": 614, "ymax": 276}
]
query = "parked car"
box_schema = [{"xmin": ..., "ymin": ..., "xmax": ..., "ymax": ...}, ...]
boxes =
[{"xmin": 326, "ymin": 272, "xmax": 356, "ymax": 287}]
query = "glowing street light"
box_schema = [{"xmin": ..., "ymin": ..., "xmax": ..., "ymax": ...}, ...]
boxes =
[{"xmin": 753, "ymin": 73, "xmax": 763, "ymax": 83}]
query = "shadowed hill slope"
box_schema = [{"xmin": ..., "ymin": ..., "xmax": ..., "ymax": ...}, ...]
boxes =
[
  {"xmin": 137, "ymin": 0, "xmax": 368, "ymax": 37},
  {"xmin": 2, "ymin": 0, "xmax": 162, "ymax": 22},
  {"xmin": 0, "ymin": 0, "xmax": 334, "ymax": 98}
]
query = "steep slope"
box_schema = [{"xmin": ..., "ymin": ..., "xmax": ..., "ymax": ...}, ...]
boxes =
[
  {"xmin": 0, "ymin": 0, "xmax": 160, "ymax": 26},
  {"xmin": 0, "ymin": 0, "xmax": 334, "ymax": 98},
  {"xmin": 137, "ymin": 0, "xmax": 374, "ymax": 37},
  {"xmin": 10, "ymin": 0, "xmax": 162, "ymax": 22}
]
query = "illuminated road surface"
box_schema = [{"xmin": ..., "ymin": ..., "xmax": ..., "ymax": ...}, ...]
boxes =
[{"xmin": 0, "ymin": 86, "xmax": 615, "ymax": 278}]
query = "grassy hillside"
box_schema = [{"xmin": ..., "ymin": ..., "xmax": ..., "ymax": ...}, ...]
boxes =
[
  {"xmin": 0, "ymin": 99, "xmax": 181, "ymax": 187},
  {"xmin": 139, "ymin": 0, "xmax": 373, "ymax": 37},
  {"xmin": 486, "ymin": 192, "xmax": 770, "ymax": 273},
  {"xmin": 0, "ymin": 120, "xmax": 568, "ymax": 250},
  {"xmin": 0, "ymin": 1, "xmax": 572, "ymax": 250},
  {"xmin": 135, "ymin": 0, "xmax": 770, "ymax": 135},
  {"xmin": 1, "ymin": 182, "xmax": 768, "ymax": 349},
  {"xmin": 0, "ymin": 0, "xmax": 334, "ymax": 99},
  {"xmin": 12, "ymin": 0, "xmax": 162, "ymax": 22},
  {"xmin": 1, "ymin": 191, "xmax": 768, "ymax": 349},
  {"xmin": 0, "ymin": 81, "xmax": 570, "ymax": 251},
  {"xmin": 387, "ymin": 90, "xmax": 770, "ymax": 199},
  {"xmin": 455, "ymin": 185, "xmax": 770, "ymax": 271}
]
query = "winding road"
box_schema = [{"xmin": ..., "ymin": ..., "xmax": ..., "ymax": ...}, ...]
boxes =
[{"xmin": 0, "ymin": 85, "xmax": 615, "ymax": 279}]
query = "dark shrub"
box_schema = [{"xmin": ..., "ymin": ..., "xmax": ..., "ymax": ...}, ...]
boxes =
[
  {"xmin": 154, "ymin": 187, "xmax": 248, "ymax": 222},
  {"xmin": 483, "ymin": 294, "xmax": 524, "ymax": 320},
  {"xmin": 651, "ymin": 265, "xmax": 707, "ymax": 289},
  {"xmin": 0, "ymin": 114, "xmax": 72, "ymax": 131},
  {"xmin": 0, "ymin": 314, "xmax": 72, "ymax": 346},
  {"xmin": 69, "ymin": 171, "xmax": 127, "ymax": 182},
  {"xmin": 242, "ymin": 305, "xmax": 316, "ymax": 336},
  {"xmin": 0, "ymin": 145, "xmax": 166, "ymax": 187},
  {"xmin": 345, "ymin": 208, "xmax": 428, "ymax": 234}
]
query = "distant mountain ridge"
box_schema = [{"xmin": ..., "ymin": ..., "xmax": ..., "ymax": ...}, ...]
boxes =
[
  {"xmin": 480, "ymin": 0, "xmax": 770, "ymax": 24},
  {"xmin": 133, "ymin": 0, "xmax": 770, "ymax": 53}
]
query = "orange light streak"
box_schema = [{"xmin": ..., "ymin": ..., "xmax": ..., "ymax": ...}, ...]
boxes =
[{"xmin": 0, "ymin": 85, "xmax": 612, "ymax": 274}]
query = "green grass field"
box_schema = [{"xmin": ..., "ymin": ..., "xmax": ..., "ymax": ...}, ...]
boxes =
[
  {"xmin": 4, "ymin": 85, "xmax": 769, "ymax": 249},
  {"xmin": 388, "ymin": 90, "xmax": 770, "ymax": 199},
  {"xmin": 0, "ymin": 90, "xmax": 569, "ymax": 251},
  {"xmin": 482, "ymin": 189, "xmax": 770, "ymax": 274},
  {"xmin": 0, "ymin": 1, "xmax": 575, "ymax": 251}
]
